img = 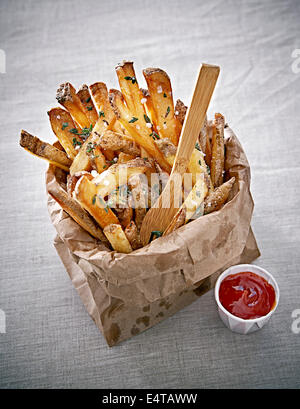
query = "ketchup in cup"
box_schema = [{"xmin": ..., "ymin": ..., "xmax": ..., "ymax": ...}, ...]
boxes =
[{"xmin": 219, "ymin": 271, "xmax": 276, "ymax": 320}]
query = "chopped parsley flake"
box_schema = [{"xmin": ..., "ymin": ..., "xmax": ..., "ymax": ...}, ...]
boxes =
[
  {"xmin": 85, "ymin": 96, "xmax": 91, "ymax": 103},
  {"xmin": 124, "ymin": 76, "xmax": 136, "ymax": 84},
  {"xmin": 150, "ymin": 231, "xmax": 163, "ymax": 241},
  {"xmin": 129, "ymin": 117, "xmax": 138, "ymax": 123},
  {"xmin": 87, "ymin": 106, "xmax": 93, "ymax": 111},
  {"xmin": 99, "ymin": 110, "xmax": 105, "ymax": 118},
  {"xmin": 150, "ymin": 131, "xmax": 160, "ymax": 140},
  {"xmin": 144, "ymin": 114, "xmax": 151, "ymax": 123},
  {"xmin": 163, "ymin": 93, "xmax": 167, "ymax": 98},
  {"xmin": 70, "ymin": 128, "xmax": 79, "ymax": 134},
  {"xmin": 165, "ymin": 106, "xmax": 170, "ymax": 118},
  {"xmin": 72, "ymin": 138, "xmax": 82, "ymax": 147},
  {"xmin": 86, "ymin": 142, "xmax": 97, "ymax": 153},
  {"xmin": 62, "ymin": 122, "xmax": 68, "ymax": 130}
]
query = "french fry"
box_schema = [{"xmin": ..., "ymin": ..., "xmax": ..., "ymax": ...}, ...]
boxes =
[
  {"xmin": 154, "ymin": 135, "xmax": 212, "ymax": 190},
  {"xmin": 143, "ymin": 67, "xmax": 181, "ymax": 146},
  {"xmin": 124, "ymin": 221, "xmax": 142, "ymax": 250},
  {"xmin": 128, "ymin": 174, "xmax": 149, "ymax": 230},
  {"xmin": 47, "ymin": 166, "xmax": 109, "ymax": 244},
  {"xmin": 155, "ymin": 138, "xmax": 177, "ymax": 166},
  {"xmin": 188, "ymin": 148, "xmax": 213, "ymax": 189},
  {"xmin": 48, "ymin": 107, "xmax": 83, "ymax": 160},
  {"xmin": 69, "ymin": 127, "xmax": 108, "ymax": 175},
  {"xmin": 89, "ymin": 82, "xmax": 117, "ymax": 129},
  {"xmin": 93, "ymin": 158, "xmax": 153, "ymax": 199},
  {"xmin": 77, "ymin": 84, "xmax": 99, "ymax": 126},
  {"xmin": 20, "ymin": 130, "xmax": 72, "ymax": 171},
  {"xmin": 56, "ymin": 82, "xmax": 91, "ymax": 129},
  {"xmin": 89, "ymin": 81, "xmax": 119, "ymax": 161},
  {"xmin": 204, "ymin": 177, "xmax": 235, "ymax": 215},
  {"xmin": 164, "ymin": 174, "xmax": 208, "ymax": 236},
  {"xmin": 103, "ymin": 224, "xmax": 133, "ymax": 253},
  {"xmin": 113, "ymin": 207, "xmax": 133, "ymax": 229},
  {"xmin": 109, "ymin": 89, "xmax": 171, "ymax": 173},
  {"xmin": 99, "ymin": 130, "xmax": 140, "ymax": 157},
  {"xmin": 198, "ymin": 115, "xmax": 207, "ymax": 153},
  {"xmin": 74, "ymin": 175, "xmax": 120, "ymax": 229},
  {"xmin": 115, "ymin": 61, "xmax": 145, "ymax": 117},
  {"xmin": 205, "ymin": 120, "xmax": 213, "ymax": 168},
  {"xmin": 140, "ymin": 88, "xmax": 154, "ymax": 120},
  {"xmin": 211, "ymin": 113, "xmax": 225, "ymax": 188},
  {"xmin": 117, "ymin": 152, "xmax": 135, "ymax": 163},
  {"xmin": 85, "ymin": 137, "xmax": 107, "ymax": 173},
  {"xmin": 67, "ymin": 171, "xmax": 93, "ymax": 196},
  {"xmin": 174, "ymin": 99, "xmax": 187, "ymax": 125}
]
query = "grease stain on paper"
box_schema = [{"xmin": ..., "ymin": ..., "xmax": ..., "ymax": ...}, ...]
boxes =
[
  {"xmin": 131, "ymin": 325, "xmax": 140, "ymax": 335},
  {"xmin": 136, "ymin": 316, "xmax": 150, "ymax": 327},
  {"xmin": 106, "ymin": 323, "xmax": 121, "ymax": 346}
]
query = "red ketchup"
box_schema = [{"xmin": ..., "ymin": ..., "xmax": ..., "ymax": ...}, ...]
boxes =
[{"xmin": 219, "ymin": 271, "xmax": 276, "ymax": 319}]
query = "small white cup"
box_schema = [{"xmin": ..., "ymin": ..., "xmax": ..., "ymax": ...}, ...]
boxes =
[{"xmin": 214, "ymin": 264, "xmax": 280, "ymax": 334}]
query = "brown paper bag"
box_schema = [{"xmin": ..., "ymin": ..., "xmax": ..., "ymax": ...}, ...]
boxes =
[{"xmin": 46, "ymin": 127, "xmax": 260, "ymax": 346}]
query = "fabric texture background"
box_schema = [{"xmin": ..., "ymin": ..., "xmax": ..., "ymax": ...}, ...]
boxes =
[{"xmin": 0, "ymin": 0, "xmax": 300, "ymax": 388}]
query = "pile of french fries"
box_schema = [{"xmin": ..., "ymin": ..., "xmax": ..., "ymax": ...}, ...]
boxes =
[{"xmin": 20, "ymin": 61, "xmax": 235, "ymax": 253}]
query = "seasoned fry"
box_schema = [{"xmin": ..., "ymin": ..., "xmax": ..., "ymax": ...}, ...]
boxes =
[
  {"xmin": 85, "ymin": 137, "xmax": 107, "ymax": 173},
  {"xmin": 69, "ymin": 129, "xmax": 108, "ymax": 175},
  {"xmin": 103, "ymin": 224, "xmax": 133, "ymax": 253},
  {"xmin": 164, "ymin": 174, "xmax": 208, "ymax": 236},
  {"xmin": 117, "ymin": 152, "xmax": 135, "ymax": 163},
  {"xmin": 211, "ymin": 113, "xmax": 225, "ymax": 188},
  {"xmin": 143, "ymin": 67, "xmax": 181, "ymax": 146},
  {"xmin": 109, "ymin": 89, "xmax": 171, "ymax": 173},
  {"xmin": 93, "ymin": 158, "xmax": 153, "ymax": 199},
  {"xmin": 204, "ymin": 177, "xmax": 235, "ymax": 215},
  {"xmin": 124, "ymin": 221, "xmax": 142, "ymax": 250},
  {"xmin": 48, "ymin": 107, "xmax": 83, "ymax": 160},
  {"xmin": 140, "ymin": 88, "xmax": 154, "ymax": 119},
  {"xmin": 128, "ymin": 173, "xmax": 149, "ymax": 230},
  {"xmin": 155, "ymin": 138, "xmax": 177, "ymax": 166},
  {"xmin": 20, "ymin": 130, "xmax": 72, "ymax": 171},
  {"xmin": 77, "ymin": 84, "xmax": 99, "ymax": 126},
  {"xmin": 89, "ymin": 81, "xmax": 121, "ymax": 161},
  {"xmin": 74, "ymin": 175, "xmax": 120, "ymax": 229},
  {"xmin": 99, "ymin": 130, "xmax": 140, "ymax": 157},
  {"xmin": 205, "ymin": 120, "xmax": 213, "ymax": 168},
  {"xmin": 115, "ymin": 61, "xmax": 145, "ymax": 117},
  {"xmin": 188, "ymin": 148, "xmax": 213, "ymax": 189},
  {"xmin": 113, "ymin": 207, "xmax": 133, "ymax": 229},
  {"xmin": 67, "ymin": 171, "xmax": 93, "ymax": 196},
  {"xmin": 174, "ymin": 99, "xmax": 187, "ymax": 125},
  {"xmin": 198, "ymin": 115, "xmax": 208, "ymax": 153},
  {"xmin": 89, "ymin": 82, "xmax": 117, "ymax": 130},
  {"xmin": 56, "ymin": 82, "xmax": 91, "ymax": 129},
  {"xmin": 47, "ymin": 166, "xmax": 109, "ymax": 244}
]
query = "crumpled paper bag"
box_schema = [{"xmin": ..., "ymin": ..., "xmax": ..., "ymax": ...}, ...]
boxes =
[{"xmin": 46, "ymin": 127, "xmax": 260, "ymax": 346}]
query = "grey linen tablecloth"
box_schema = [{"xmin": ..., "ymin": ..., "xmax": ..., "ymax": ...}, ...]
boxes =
[{"xmin": 0, "ymin": 0, "xmax": 300, "ymax": 389}]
